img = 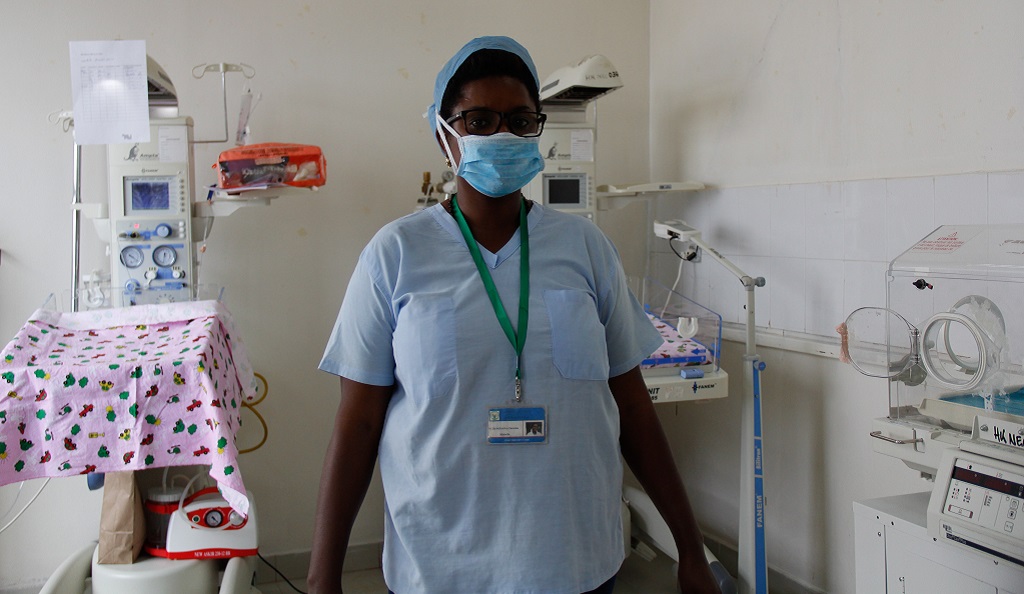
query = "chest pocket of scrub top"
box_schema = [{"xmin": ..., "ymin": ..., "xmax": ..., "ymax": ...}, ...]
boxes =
[
  {"xmin": 393, "ymin": 295, "xmax": 457, "ymax": 399},
  {"xmin": 544, "ymin": 289, "xmax": 610, "ymax": 380}
]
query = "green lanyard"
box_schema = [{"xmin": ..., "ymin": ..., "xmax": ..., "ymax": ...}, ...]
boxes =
[{"xmin": 451, "ymin": 195, "xmax": 530, "ymax": 402}]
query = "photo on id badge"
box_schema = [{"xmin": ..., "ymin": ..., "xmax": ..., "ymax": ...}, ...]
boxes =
[{"xmin": 488, "ymin": 406, "xmax": 547, "ymax": 444}]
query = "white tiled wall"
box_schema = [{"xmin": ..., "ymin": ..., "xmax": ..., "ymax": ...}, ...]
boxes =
[{"xmin": 650, "ymin": 170, "xmax": 1024, "ymax": 337}]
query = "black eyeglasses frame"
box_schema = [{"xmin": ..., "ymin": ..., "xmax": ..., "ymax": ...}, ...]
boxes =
[{"xmin": 444, "ymin": 109, "xmax": 547, "ymax": 138}]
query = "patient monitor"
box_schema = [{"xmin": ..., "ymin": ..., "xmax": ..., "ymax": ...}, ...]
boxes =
[
  {"xmin": 104, "ymin": 117, "xmax": 197, "ymax": 305},
  {"xmin": 525, "ymin": 55, "xmax": 622, "ymax": 221},
  {"xmin": 79, "ymin": 57, "xmax": 201, "ymax": 306},
  {"xmin": 79, "ymin": 57, "xmax": 269, "ymax": 308}
]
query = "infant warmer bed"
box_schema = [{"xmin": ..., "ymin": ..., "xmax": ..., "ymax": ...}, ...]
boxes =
[{"xmin": 639, "ymin": 277, "xmax": 728, "ymax": 403}]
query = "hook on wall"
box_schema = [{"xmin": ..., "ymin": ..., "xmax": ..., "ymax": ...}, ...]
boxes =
[
  {"xmin": 191, "ymin": 63, "xmax": 256, "ymax": 79},
  {"xmin": 190, "ymin": 63, "xmax": 257, "ymax": 144}
]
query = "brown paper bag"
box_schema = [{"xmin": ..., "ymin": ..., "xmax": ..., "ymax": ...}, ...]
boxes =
[{"xmin": 97, "ymin": 471, "xmax": 145, "ymax": 564}]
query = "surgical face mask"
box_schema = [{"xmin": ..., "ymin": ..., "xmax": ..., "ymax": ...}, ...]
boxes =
[{"xmin": 438, "ymin": 115, "xmax": 544, "ymax": 198}]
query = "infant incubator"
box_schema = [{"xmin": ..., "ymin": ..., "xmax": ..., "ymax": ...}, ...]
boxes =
[{"xmin": 842, "ymin": 225, "xmax": 1024, "ymax": 572}]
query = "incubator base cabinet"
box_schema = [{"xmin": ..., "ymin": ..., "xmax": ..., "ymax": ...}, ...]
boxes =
[{"xmin": 854, "ymin": 492, "xmax": 1024, "ymax": 594}]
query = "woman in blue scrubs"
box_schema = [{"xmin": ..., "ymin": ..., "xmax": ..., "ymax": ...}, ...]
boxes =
[{"xmin": 308, "ymin": 36, "xmax": 719, "ymax": 594}]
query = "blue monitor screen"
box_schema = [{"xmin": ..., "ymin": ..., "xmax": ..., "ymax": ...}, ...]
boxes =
[{"xmin": 130, "ymin": 181, "xmax": 170, "ymax": 210}]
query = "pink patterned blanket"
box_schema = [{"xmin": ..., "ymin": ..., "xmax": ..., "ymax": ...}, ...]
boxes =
[
  {"xmin": 0, "ymin": 301, "xmax": 256, "ymax": 515},
  {"xmin": 642, "ymin": 313, "xmax": 709, "ymax": 368}
]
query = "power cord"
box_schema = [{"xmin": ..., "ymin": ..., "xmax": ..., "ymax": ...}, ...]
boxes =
[
  {"xmin": 0, "ymin": 478, "xmax": 50, "ymax": 534},
  {"xmin": 257, "ymin": 551, "xmax": 308, "ymax": 593},
  {"xmin": 238, "ymin": 372, "xmax": 269, "ymax": 454}
]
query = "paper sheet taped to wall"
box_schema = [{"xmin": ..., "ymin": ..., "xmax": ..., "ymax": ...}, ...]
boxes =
[{"xmin": 69, "ymin": 40, "xmax": 151, "ymax": 145}]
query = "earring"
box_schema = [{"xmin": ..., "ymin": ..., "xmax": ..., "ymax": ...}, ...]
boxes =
[{"xmin": 445, "ymin": 157, "xmax": 452, "ymax": 169}]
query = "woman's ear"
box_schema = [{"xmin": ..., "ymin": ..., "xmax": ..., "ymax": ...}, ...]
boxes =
[
  {"xmin": 436, "ymin": 128, "xmax": 457, "ymax": 168},
  {"xmin": 435, "ymin": 129, "xmax": 446, "ymax": 154}
]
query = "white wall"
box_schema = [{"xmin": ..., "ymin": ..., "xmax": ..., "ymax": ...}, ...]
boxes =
[
  {"xmin": 651, "ymin": 0, "xmax": 1023, "ymax": 187},
  {"xmin": 0, "ymin": 1, "xmax": 651, "ymax": 589},
  {"xmin": 650, "ymin": 1, "xmax": 1024, "ymax": 592}
]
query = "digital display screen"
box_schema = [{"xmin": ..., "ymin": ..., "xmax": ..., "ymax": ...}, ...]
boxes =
[
  {"xmin": 951, "ymin": 464, "xmax": 1024, "ymax": 498},
  {"xmin": 124, "ymin": 175, "xmax": 176, "ymax": 213},
  {"xmin": 547, "ymin": 176, "xmax": 583, "ymax": 205},
  {"xmin": 131, "ymin": 181, "xmax": 170, "ymax": 210}
]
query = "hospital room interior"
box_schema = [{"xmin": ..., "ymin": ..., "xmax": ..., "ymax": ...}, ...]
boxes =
[{"xmin": 2, "ymin": 2, "xmax": 1023, "ymax": 593}]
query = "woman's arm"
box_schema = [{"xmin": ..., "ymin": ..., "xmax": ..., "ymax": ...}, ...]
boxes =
[
  {"xmin": 307, "ymin": 377, "xmax": 394, "ymax": 594},
  {"xmin": 609, "ymin": 366, "xmax": 720, "ymax": 593}
]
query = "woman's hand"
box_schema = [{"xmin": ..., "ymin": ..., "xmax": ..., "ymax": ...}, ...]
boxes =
[
  {"xmin": 307, "ymin": 378, "xmax": 393, "ymax": 594},
  {"xmin": 677, "ymin": 550, "xmax": 722, "ymax": 593},
  {"xmin": 610, "ymin": 367, "xmax": 722, "ymax": 594}
]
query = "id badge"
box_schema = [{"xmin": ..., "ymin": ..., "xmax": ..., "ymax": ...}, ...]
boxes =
[{"xmin": 487, "ymin": 406, "xmax": 547, "ymax": 444}]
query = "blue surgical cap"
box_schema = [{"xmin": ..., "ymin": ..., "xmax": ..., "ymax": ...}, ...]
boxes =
[{"xmin": 426, "ymin": 36, "xmax": 540, "ymax": 137}]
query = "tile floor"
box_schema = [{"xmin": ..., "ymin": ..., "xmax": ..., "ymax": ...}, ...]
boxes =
[
  {"xmin": 7, "ymin": 547, "xmax": 683, "ymax": 594},
  {"xmin": 255, "ymin": 551, "xmax": 680, "ymax": 593}
]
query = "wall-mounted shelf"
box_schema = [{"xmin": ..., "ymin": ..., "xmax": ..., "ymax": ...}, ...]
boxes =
[
  {"xmin": 595, "ymin": 181, "xmax": 705, "ymax": 210},
  {"xmin": 195, "ymin": 185, "xmax": 319, "ymax": 218}
]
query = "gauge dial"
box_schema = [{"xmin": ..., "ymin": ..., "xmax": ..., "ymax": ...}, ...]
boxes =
[
  {"xmin": 120, "ymin": 246, "xmax": 144, "ymax": 269},
  {"xmin": 204, "ymin": 509, "xmax": 224, "ymax": 528},
  {"xmin": 152, "ymin": 245, "xmax": 177, "ymax": 267}
]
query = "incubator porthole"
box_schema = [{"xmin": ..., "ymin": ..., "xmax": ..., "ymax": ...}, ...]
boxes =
[
  {"xmin": 844, "ymin": 299, "xmax": 1008, "ymax": 393},
  {"xmin": 152, "ymin": 245, "xmax": 177, "ymax": 267},
  {"xmin": 840, "ymin": 307, "xmax": 917, "ymax": 379},
  {"xmin": 920, "ymin": 312, "xmax": 990, "ymax": 392},
  {"xmin": 119, "ymin": 246, "xmax": 144, "ymax": 269}
]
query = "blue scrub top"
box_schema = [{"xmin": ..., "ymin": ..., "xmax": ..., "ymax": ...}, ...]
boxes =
[{"xmin": 320, "ymin": 202, "xmax": 662, "ymax": 594}]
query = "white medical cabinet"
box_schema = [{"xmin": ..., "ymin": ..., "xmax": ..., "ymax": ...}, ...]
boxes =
[{"xmin": 854, "ymin": 492, "xmax": 1022, "ymax": 593}]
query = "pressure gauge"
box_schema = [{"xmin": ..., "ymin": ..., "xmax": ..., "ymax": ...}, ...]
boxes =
[
  {"xmin": 152, "ymin": 245, "xmax": 177, "ymax": 267},
  {"xmin": 120, "ymin": 246, "xmax": 144, "ymax": 269},
  {"xmin": 440, "ymin": 170, "xmax": 457, "ymax": 194},
  {"xmin": 204, "ymin": 509, "xmax": 224, "ymax": 528}
]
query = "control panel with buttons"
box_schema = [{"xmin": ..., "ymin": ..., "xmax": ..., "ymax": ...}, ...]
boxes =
[{"xmin": 106, "ymin": 118, "xmax": 196, "ymax": 305}]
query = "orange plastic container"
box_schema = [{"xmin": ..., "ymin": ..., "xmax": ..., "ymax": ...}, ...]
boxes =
[{"xmin": 215, "ymin": 143, "xmax": 326, "ymax": 189}]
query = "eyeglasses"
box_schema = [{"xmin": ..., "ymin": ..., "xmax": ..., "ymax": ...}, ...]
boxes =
[{"xmin": 445, "ymin": 109, "xmax": 547, "ymax": 138}]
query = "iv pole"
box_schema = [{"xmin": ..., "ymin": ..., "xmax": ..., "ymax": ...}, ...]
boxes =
[
  {"xmin": 71, "ymin": 141, "xmax": 82, "ymax": 313},
  {"xmin": 657, "ymin": 222, "xmax": 769, "ymax": 594}
]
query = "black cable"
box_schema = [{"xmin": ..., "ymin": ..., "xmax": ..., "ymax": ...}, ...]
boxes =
[
  {"xmin": 258, "ymin": 551, "xmax": 308, "ymax": 594},
  {"xmin": 666, "ymin": 236, "xmax": 698, "ymax": 261},
  {"xmin": 668, "ymin": 237, "xmax": 686, "ymax": 260}
]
